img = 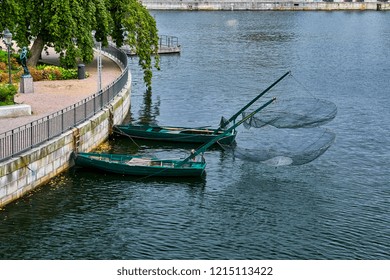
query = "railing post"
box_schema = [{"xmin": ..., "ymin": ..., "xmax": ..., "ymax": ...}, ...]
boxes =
[
  {"xmin": 47, "ymin": 116, "xmax": 50, "ymax": 140},
  {"xmin": 61, "ymin": 109, "xmax": 64, "ymax": 132},
  {"xmin": 74, "ymin": 104, "xmax": 76, "ymax": 125},
  {"xmin": 100, "ymin": 91, "xmax": 103, "ymax": 109},
  {"xmin": 11, "ymin": 129, "xmax": 15, "ymax": 156},
  {"xmin": 93, "ymin": 94, "xmax": 96, "ymax": 114},
  {"xmin": 30, "ymin": 124, "xmax": 33, "ymax": 148}
]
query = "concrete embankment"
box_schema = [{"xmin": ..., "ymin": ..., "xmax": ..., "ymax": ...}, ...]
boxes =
[
  {"xmin": 141, "ymin": 0, "xmax": 390, "ymax": 11},
  {"xmin": 0, "ymin": 51, "xmax": 131, "ymax": 208}
]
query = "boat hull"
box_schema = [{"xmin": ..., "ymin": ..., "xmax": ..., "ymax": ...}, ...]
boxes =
[
  {"xmin": 113, "ymin": 125, "xmax": 236, "ymax": 145},
  {"xmin": 74, "ymin": 152, "xmax": 206, "ymax": 177}
]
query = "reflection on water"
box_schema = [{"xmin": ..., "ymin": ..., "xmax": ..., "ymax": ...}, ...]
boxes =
[
  {"xmin": 137, "ymin": 89, "xmax": 161, "ymax": 125},
  {"xmin": 241, "ymin": 32, "xmax": 295, "ymax": 43}
]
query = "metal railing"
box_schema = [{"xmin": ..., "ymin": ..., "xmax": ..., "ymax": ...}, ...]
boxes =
[
  {"xmin": 159, "ymin": 35, "xmax": 179, "ymax": 49},
  {"xmin": 0, "ymin": 45, "xmax": 129, "ymax": 162}
]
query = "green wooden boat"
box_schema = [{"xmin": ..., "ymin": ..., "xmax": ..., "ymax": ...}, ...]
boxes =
[
  {"xmin": 114, "ymin": 71, "xmax": 291, "ymax": 145},
  {"xmin": 75, "ymin": 97, "xmax": 277, "ymax": 178},
  {"xmin": 113, "ymin": 125, "xmax": 237, "ymax": 145},
  {"xmin": 75, "ymin": 152, "xmax": 207, "ymax": 177}
]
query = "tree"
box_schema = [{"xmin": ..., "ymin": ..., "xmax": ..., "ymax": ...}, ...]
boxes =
[
  {"xmin": 0, "ymin": 0, "xmax": 18, "ymax": 32},
  {"xmin": 1, "ymin": 0, "xmax": 159, "ymax": 89},
  {"xmin": 109, "ymin": 0, "xmax": 160, "ymax": 91}
]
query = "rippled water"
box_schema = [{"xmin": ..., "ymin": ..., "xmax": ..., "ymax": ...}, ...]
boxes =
[{"xmin": 1, "ymin": 11, "xmax": 390, "ymax": 259}]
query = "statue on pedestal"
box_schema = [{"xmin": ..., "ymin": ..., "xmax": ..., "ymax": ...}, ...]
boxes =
[
  {"xmin": 20, "ymin": 47, "xmax": 30, "ymax": 76},
  {"xmin": 19, "ymin": 47, "xmax": 34, "ymax": 93}
]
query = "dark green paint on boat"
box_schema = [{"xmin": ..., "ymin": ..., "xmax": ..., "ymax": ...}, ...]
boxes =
[
  {"xmin": 113, "ymin": 124, "xmax": 237, "ymax": 145},
  {"xmin": 75, "ymin": 152, "xmax": 206, "ymax": 177}
]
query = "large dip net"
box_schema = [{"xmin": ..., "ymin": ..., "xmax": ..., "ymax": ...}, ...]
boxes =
[
  {"xmin": 220, "ymin": 73, "xmax": 337, "ymax": 166},
  {"xmin": 242, "ymin": 98, "xmax": 337, "ymax": 129},
  {"xmin": 222, "ymin": 127, "xmax": 336, "ymax": 166}
]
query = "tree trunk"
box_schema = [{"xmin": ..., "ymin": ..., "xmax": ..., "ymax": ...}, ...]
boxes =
[{"xmin": 27, "ymin": 34, "xmax": 44, "ymax": 67}]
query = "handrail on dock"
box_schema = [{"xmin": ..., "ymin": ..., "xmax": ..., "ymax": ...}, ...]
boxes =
[{"xmin": 159, "ymin": 35, "xmax": 180, "ymax": 49}]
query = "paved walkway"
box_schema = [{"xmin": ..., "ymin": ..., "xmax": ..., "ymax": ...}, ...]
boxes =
[{"xmin": 0, "ymin": 49, "xmax": 122, "ymax": 134}]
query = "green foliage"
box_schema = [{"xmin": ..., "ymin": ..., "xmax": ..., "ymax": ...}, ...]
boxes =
[
  {"xmin": 31, "ymin": 65, "xmax": 86, "ymax": 81},
  {"xmin": 3, "ymin": 0, "xmax": 159, "ymax": 89},
  {"xmin": 120, "ymin": 0, "xmax": 160, "ymax": 91},
  {"xmin": 0, "ymin": 50, "xmax": 19, "ymax": 65},
  {"xmin": 0, "ymin": 84, "xmax": 17, "ymax": 106},
  {"xmin": 60, "ymin": 68, "xmax": 79, "ymax": 80},
  {"xmin": 0, "ymin": 0, "xmax": 18, "ymax": 32},
  {"xmin": 1, "ymin": 48, "xmax": 83, "ymax": 82},
  {"xmin": 0, "ymin": 51, "xmax": 8, "ymax": 64},
  {"xmin": 0, "ymin": 50, "xmax": 22, "ymax": 83}
]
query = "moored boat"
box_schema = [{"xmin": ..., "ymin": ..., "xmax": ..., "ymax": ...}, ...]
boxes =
[
  {"xmin": 74, "ymin": 152, "xmax": 206, "ymax": 177},
  {"xmin": 113, "ymin": 124, "xmax": 237, "ymax": 145},
  {"xmin": 75, "ymin": 97, "xmax": 277, "ymax": 178},
  {"xmin": 113, "ymin": 71, "xmax": 291, "ymax": 146}
]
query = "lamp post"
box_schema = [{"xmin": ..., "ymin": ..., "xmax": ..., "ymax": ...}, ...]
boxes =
[
  {"xmin": 97, "ymin": 40, "xmax": 102, "ymax": 92},
  {"xmin": 2, "ymin": 28, "xmax": 12, "ymax": 84},
  {"xmin": 91, "ymin": 31, "xmax": 102, "ymax": 92}
]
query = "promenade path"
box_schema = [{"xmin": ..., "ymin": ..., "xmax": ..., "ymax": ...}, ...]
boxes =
[{"xmin": 0, "ymin": 49, "xmax": 122, "ymax": 134}]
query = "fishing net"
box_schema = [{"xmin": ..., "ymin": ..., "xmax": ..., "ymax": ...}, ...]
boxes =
[
  {"xmin": 221, "ymin": 92, "xmax": 337, "ymax": 166},
  {"xmin": 242, "ymin": 98, "xmax": 337, "ymax": 129},
  {"xmin": 219, "ymin": 116, "xmax": 229, "ymax": 130},
  {"xmin": 222, "ymin": 127, "xmax": 336, "ymax": 166}
]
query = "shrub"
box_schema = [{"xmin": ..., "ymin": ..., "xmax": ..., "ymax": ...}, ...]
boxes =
[
  {"xmin": 35, "ymin": 64, "xmax": 46, "ymax": 71},
  {"xmin": 0, "ymin": 72, "xmax": 8, "ymax": 83},
  {"xmin": 29, "ymin": 68, "xmax": 44, "ymax": 81},
  {"xmin": 0, "ymin": 51, "xmax": 8, "ymax": 63},
  {"xmin": 60, "ymin": 68, "xmax": 78, "ymax": 80},
  {"xmin": 42, "ymin": 66, "xmax": 62, "ymax": 80},
  {"xmin": 10, "ymin": 57, "xmax": 19, "ymax": 70},
  {"xmin": 28, "ymin": 65, "xmax": 87, "ymax": 81},
  {"xmin": 0, "ymin": 84, "xmax": 17, "ymax": 106},
  {"xmin": 1, "ymin": 54, "xmax": 89, "ymax": 83}
]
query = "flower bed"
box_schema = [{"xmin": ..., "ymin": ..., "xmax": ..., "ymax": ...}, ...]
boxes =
[{"xmin": 0, "ymin": 49, "xmax": 88, "ymax": 105}]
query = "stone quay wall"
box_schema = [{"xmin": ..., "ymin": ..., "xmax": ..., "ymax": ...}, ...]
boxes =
[
  {"xmin": 0, "ymin": 55, "xmax": 131, "ymax": 208},
  {"xmin": 140, "ymin": 0, "xmax": 390, "ymax": 10}
]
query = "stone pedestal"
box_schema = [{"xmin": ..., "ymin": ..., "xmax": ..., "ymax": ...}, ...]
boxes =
[{"xmin": 20, "ymin": 75, "xmax": 34, "ymax": 93}]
